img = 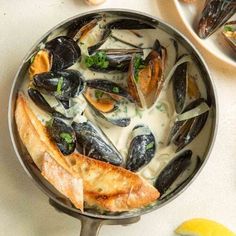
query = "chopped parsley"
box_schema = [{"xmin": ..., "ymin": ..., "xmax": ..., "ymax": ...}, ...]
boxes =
[
  {"xmin": 56, "ymin": 77, "xmax": 64, "ymax": 95},
  {"xmin": 60, "ymin": 132, "xmax": 73, "ymax": 144},
  {"xmin": 85, "ymin": 51, "xmax": 109, "ymax": 69},
  {"xmin": 156, "ymin": 102, "xmax": 167, "ymax": 113},
  {"xmin": 95, "ymin": 90, "xmax": 104, "ymax": 99},
  {"xmin": 133, "ymin": 54, "xmax": 145, "ymax": 82},
  {"xmin": 146, "ymin": 141, "xmax": 154, "ymax": 150},
  {"xmin": 224, "ymin": 25, "xmax": 234, "ymax": 32},
  {"xmin": 30, "ymin": 54, "xmax": 36, "ymax": 64},
  {"xmin": 46, "ymin": 119, "xmax": 53, "ymax": 127},
  {"xmin": 112, "ymin": 86, "xmax": 120, "ymax": 93}
]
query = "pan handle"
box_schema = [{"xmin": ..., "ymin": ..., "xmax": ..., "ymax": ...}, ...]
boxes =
[
  {"xmin": 49, "ymin": 198, "xmax": 141, "ymax": 236},
  {"xmin": 80, "ymin": 216, "xmax": 103, "ymax": 236}
]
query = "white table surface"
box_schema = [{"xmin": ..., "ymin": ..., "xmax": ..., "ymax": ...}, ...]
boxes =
[{"xmin": 1, "ymin": 1, "xmax": 236, "ymax": 235}]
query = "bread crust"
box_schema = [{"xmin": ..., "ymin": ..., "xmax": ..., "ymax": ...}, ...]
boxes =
[{"xmin": 15, "ymin": 93, "xmax": 160, "ymax": 212}]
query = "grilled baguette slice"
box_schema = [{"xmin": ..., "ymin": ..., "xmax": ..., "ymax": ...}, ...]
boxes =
[{"xmin": 15, "ymin": 93, "xmax": 160, "ymax": 212}]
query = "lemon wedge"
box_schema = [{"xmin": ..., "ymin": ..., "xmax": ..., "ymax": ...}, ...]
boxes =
[{"xmin": 175, "ymin": 218, "xmax": 236, "ymax": 236}]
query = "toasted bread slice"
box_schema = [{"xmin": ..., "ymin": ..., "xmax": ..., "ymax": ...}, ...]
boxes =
[
  {"xmin": 15, "ymin": 93, "xmax": 160, "ymax": 212},
  {"xmin": 42, "ymin": 153, "xmax": 83, "ymax": 211}
]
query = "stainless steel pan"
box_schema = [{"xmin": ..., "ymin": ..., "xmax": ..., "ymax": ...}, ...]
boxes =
[{"xmin": 8, "ymin": 9, "xmax": 218, "ymax": 236}]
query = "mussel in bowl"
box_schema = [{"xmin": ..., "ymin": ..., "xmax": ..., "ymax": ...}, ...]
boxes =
[
  {"xmin": 33, "ymin": 69, "xmax": 85, "ymax": 100},
  {"xmin": 29, "ymin": 36, "xmax": 81, "ymax": 78},
  {"xmin": 72, "ymin": 121, "xmax": 123, "ymax": 165},
  {"xmin": 126, "ymin": 125, "xmax": 156, "ymax": 172},
  {"xmin": 127, "ymin": 39, "xmax": 166, "ymax": 109}
]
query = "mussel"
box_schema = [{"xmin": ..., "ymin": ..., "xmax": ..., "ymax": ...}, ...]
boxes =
[
  {"xmin": 169, "ymin": 99, "xmax": 209, "ymax": 152},
  {"xmin": 155, "ymin": 150, "xmax": 192, "ymax": 195},
  {"xmin": 126, "ymin": 125, "xmax": 156, "ymax": 172},
  {"xmin": 159, "ymin": 155, "xmax": 201, "ymax": 201},
  {"xmin": 33, "ymin": 69, "xmax": 85, "ymax": 100},
  {"xmin": 84, "ymin": 49, "xmax": 143, "ymax": 73},
  {"xmin": 72, "ymin": 121, "xmax": 123, "ymax": 165},
  {"xmin": 197, "ymin": 0, "xmax": 236, "ymax": 39},
  {"xmin": 222, "ymin": 21, "xmax": 236, "ymax": 52},
  {"xmin": 87, "ymin": 18, "xmax": 155, "ymax": 54},
  {"xmin": 47, "ymin": 118, "xmax": 76, "ymax": 155},
  {"xmin": 45, "ymin": 36, "xmax": 81, "ymax": 71},
  {"xmin": 29, "ymin": 36, "xmax": 81, "ymax": 78},
  {"xmin": 127, "ymin": 39, "xmax": 166, "ymax": 109},
  {"xmin": 28, "ymin": 88, "xmax": 69, "ymax": 119},
  {"xmin": 83, "ymin": 79, "xmax": 133, "ymax": 126},
  {"xmin": 67, "ymin": 16, "xmax": 102, "ymax": 42},
  {"xmin": 172, "ymin": 61, "xmax": 188, "ymax": 114},
  {"xmin": 86, "ymin": 79, "xmax": 133, "ymax": 102},
  {"xmin": 84, "ymin": 79, "xmax": 133, "ymax": 113}
]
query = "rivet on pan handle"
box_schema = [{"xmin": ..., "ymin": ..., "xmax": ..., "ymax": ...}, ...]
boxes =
[{"xmin": 49, "ymin": 198, "xmax": 141, "ymax": 236}]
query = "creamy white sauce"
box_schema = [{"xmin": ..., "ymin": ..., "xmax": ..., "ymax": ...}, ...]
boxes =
[{"xmin": 22, "ymin": 15, "xmax": 214, "ymax": 195}]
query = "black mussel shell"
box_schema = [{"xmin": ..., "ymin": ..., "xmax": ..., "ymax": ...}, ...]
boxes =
[
  {"xmin": 197, "ymin": 0, "xmax": 236, "ymax": 39},
  {"xmin": 155, "ymin": 150, "xmax": 192, "ymax": 195},
  {"xmin": 28, "ymin": 88, "xmax": 69, "ymax": 119},
  {"xmin": 172, "ymin": 62, "xmax": 188, "ymax": 114},
  {"xmin": 72, "ymin": 121, "xmax": 123, "ymax": 165},
  {"xmin": 47, "ymin": 118, "xmax": 76, "ymax": 155},
  {"xmin": 88, "ymin": 18, "xmax": 155, "ymax": 54},
  {"xmin": 67, "ymin": 16, "xmax": 102, "ymax": 42},
  {"xmin": 171, "ymin": 99, "xmax": 209, "ymax": 152},
  {"xmin": 86, "ymin": 79, "xmax": 133, "ymax": 102},
  {"xmin": 33, "ymin": 69, "xmax": 85, "ymax": 100},
  {"xmin": 126, "ymin": 125, "xmax": 156, "ymax": 172},
  {"xmin": 159, "ymin": 155, "xmax": 201, "ymax": 201},
  {"xmin": 45, "ymin": 36, "xmax": 81, "ymax": 71}
]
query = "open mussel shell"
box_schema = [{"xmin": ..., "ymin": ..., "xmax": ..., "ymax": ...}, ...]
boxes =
[
  {"xmin": 88, "ymin": 18, "xmax": 155, "ymax": 54},
  {"xmin": 85, "ymin": 49, "xmax": 143, "ymax": 73},
  {"xmin": 84, "ymin": 88, "xmax": 118, "ymax": 113},
  {"xmin": 126, "ymin": 125, "xmax": 156, "ymax": 172},
  {"xmin": 155, "ymin": 150, "xmax": 192, "ymax": 195},
  {"xmin": 172, "ymin": 61, "xmax": 188, "ymax": 114},
  {"xmin": 85, "ymin": 97, "xmax": 131, "ymax": 127},
  {"xmin": 72, "ymin": 121, "xmax": 123, "ymax": 165},
  {"xmin": 33, "ymin": 69, "xmax": 85, "ymax": 100},
  {"xmin": 45, "ymin": 36, "xmax": 81, "ymax": 71},
  {"xmin": 86, "ymin": 79, "xmax": 133, "ymax": 102},
  {"xmin": 127, "ymin": 39, "xmax": 166, "ymax": 109},
  {"xmin": 197, "ymin": 0, "xmax": 236, "ymax": 39},
  {"xmin": 67, "ymin": 16, "xmax": 102, "ymax": 42},
  {"xmin": 47, "ymin": 118, "xmax": 76, "ymax": 155},
  {"xmin": 170, "ymin": 98, "xmax": 209, "ymax": 152},
  {"xmin": 28, "ymin": 88, "xmax": 69, "ymax": 119},
  {"xmin": 222, "ymin": 21, "xmax": 236, "ymax": 52},
  {"xmin": 84, "ymin": 79, "xmax": 133, "ymax": 125}
]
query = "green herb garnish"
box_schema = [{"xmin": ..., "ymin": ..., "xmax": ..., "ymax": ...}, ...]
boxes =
[
  {"xmin": 95, "ymin": 90, "xmax": 104, "ymax": 99},
  {"xmin": 46, "ymin": 119, "xmax": 53, "ymax": 127},
  {"xmin": 224, "ymin": 25, "xmax": 234, "ymax": 32},
  {"xmin": 112, "ymin": 86, "xmax": 120, "ymax": 93},
  {"xmin": 57, "ymin": 77, "xmax": 64, "ymax": 95},
  {"xmin": 60, "ymin": 132, "xmax": 73, "ymax": 144},
  {"xmin": 156, "ymin": 102, "xmax": 166, "ymax": 113},
  {"xmin": 85, "ymin": 51, "xmax": 109, "ymax": 69},
  {"xmin": 133, "ymin": 54, "xmax": 144, "ymax": 82},
  {"xmin": 146, "ymin": 141, "xmax": 154, "ymax": 150}
]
